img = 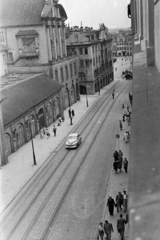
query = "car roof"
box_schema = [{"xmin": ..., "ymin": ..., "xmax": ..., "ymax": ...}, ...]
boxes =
[{"xmin": 68, "ymin": 133, "xmax": 79, "ymax": 137}]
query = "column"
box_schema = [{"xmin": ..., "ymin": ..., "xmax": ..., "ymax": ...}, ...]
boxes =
[
  {"xmin": 46, "ymin": 22, "xmax": 52, "ymax": 61},
  {"xmin": 52, "ymin": 21, "xmax": 58, "ymax": 59},
  {"xmin": 58, "ymin": 21, "xmax": 63, "ymax": 58},
  {"xmin": 146, "ymin": 0, "xmax": 155, "ymax": 65}
]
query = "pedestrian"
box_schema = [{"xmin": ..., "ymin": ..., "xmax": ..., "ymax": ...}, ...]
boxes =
[
  {"xmin": 68, "ymin": 108, "xmax": 71, "ymax": 118},
  {"xmin": 123, "ymin": 132, "xmax": 128, "ymax": 143},
  {"xmin": 119, "ymin": 192, "xmax": 124, "ymax": 210},
  {"xmin": 123, "ymin": 158, "xmax": 128, "ymax": 173},
  {"xmin": 122, "ymin": 103, "xmax": 125, "ymax": 110},
  {"xmin": 116, "ymin": 192, "xmax": 123, "ymax": 212},
  {"xmin": 119, "ymin": 120, "xmax": 123, "ymax": 131},
  {"xmin": 104, "ymin": 220, "xmax": 114, "ymax": 240},
  {"xmin": 113, "ymin": 150, "xmax": 119, "ymax": 161},
  {"xmin": 118, "ymin": 150, "xmax": 123, "ymax": 161},
  {"xmin": 71, "ymin": 109, "xmax": 75, "ymax": 117},
  {"xmin": 122, "ymin": 113, "xmax": 125, "ymax": 122},
  {"xmin": 107, "ymin": 196, "xmax": 116, "ymax": 216},
  {"xmin": 57, "ymin": 118, "xmax": 61, "ymax": 126},
  {"xmin": 117, "ymin": 214, "xmax": 127, "ymax": 240},
  {"xmin": 112, "ymin": 88, "xmax": 115, "ymax": 99},
  {"xmin": 97, "ymin": 222, "xmax": 104, "ymax": 240},
  {"xmin": 123, "ymin": 190, "xmax": 128, "ymax": 212},
  {"xmin": 46, "ymin": 128, "xmax": 50, "ymax": 139},
  {"xmin": 113, "ymin": 161, "xmax": 118, "ymax": 173},
  {"xmin": 40, "ymin": 129, "xmax": 43, "ymax": 139},
  {"xmin": 53, "ymin": 125, "xmax": 57, "ymax": 136}
]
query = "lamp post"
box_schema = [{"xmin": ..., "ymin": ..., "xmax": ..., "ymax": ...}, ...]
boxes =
[
  {"xmin": 85, "ymin": 69, "xmax": 89, "ymax": 107},
  {"xmin": 29, "ymin": 119, "xmax": 37, "ymax": 165}
]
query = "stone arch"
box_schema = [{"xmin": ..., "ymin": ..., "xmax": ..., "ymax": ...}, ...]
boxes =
[
  {"xmin": 46, "ymin": 102, "xmax": 53, "ymax": 126},
  {"xmin": 5, "ymin": 133, "xmax": 12, "ymax": 156},
  {"xmin": 16, "ymin": 123, "xmax": 25, "ymax": 148},
  {"xmin": 70, "ymin": 84, "xmax": 75, "ymax": 105},
  {"xmin": 64, "ymin": 88, "xmax": 69, "ymax": 108},
  {"xmin": 38, "ymin": 108, "xmax": 45, "ymax": 130}
]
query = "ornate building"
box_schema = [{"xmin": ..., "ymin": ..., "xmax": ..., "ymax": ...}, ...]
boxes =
[
  {"xmin": 0, "ymin": 0, "xmax": 80, "ymax": 161},
  {"xmin": 66, "ymin": 24, "xmax": 114, "ymax": 95}
]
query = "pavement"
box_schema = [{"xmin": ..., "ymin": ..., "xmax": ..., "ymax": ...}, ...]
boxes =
[{"xmin": 0, "ymin": 57, "xmax": 132, "ymax": 240}]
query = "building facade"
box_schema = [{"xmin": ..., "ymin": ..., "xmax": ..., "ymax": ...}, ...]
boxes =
[
  {"xmin": 111, "ymin": 30, "xmax": 133, "ymax": 57},
  {"xmin": 66, "ymin": 24, "xmax": 114, "ymax": 95},
  {"xmin": 128, "ymin": 0, "xmax": 160, "ymax": 238},
  {"xmin": 0, "ymin": 0, "xmax": 80, "ymax": 163},
  {"xmin": 0, "ymin": 0, "xmax": 80, "ymax": 110}
]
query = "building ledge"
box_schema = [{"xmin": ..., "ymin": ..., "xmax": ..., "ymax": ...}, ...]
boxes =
[{"xmin": 129, "ymin": 50, "xmax": 160, "ymax": 239}]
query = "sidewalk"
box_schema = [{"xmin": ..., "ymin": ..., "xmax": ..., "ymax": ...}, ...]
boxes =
[
  {"xmin": 102, "ymin": 111, "xmax": 130, "ymax": 240},
  {"xmin": 0, "ymin": 80, "xmax": 117, "ymax": 214}
]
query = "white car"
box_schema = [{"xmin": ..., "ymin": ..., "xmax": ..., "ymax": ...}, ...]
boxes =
[{"xmin": 65, "ymin": 133, "xmax": 82, "ymax": 149}]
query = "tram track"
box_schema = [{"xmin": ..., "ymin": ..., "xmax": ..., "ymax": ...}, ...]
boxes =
[{"xmin": 0, "ymin": 81, "xmax": 128, "ymax": 240}]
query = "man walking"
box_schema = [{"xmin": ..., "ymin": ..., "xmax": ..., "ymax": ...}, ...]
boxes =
[
  {"xmin": 97, "ymin": 222, "xmax": 104, "ymax": 240},
  {"xmin": 68, "ymin": 108, "xmax": 71, "ymax": 118},
  {"xmin": 53, "ymin": 125, "xmax": 57, "ymax": 137},
  {"xmin": 123, "ymin": 158, "xmax": 129, "ymax": 173},
  {"xmin": 117, "ymin": 214, "xmax": 127, "ymax": 240},
  {"xmin": 107, "ymin": 196, "xmax": 116, "ymax": 216},
  {"xmin": 112, "ymin": 88, "xmax": 115, "ymax": 99},
  {"xmin": 104, "ymin": 220, "xmax": 114, "ymax": 240}
]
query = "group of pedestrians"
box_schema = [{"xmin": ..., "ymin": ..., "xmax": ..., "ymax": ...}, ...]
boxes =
[
  {"xmin": 97, "ymin": 212, "xmax": 128, "ymax": 240},
  {"xmin": 113, "ymin": 150, "xmax": 128, "ymax": 174},
  {"xmin": 122, "ymin": 103, "xmax": 132, "ymax": 126}
]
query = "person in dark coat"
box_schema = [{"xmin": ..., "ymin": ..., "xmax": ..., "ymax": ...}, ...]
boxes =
[
  {"xmin": 68, "ymin": 108, "xmax": 71, "ymax": 118},
  {"xmin": 117, "ymin": 214, "xmax": 127, "ymax": 240},
  {"xmin": 123, "ymin": 158, "xmax": 129, "ymax": 173},
  {"xmin": 71, "ymin": 109, "xmax": 75, "ymax": 117},
  {"xmin": 116, "ymin": 192, "xmax": 123, "ymax": 212},
  {"xmin": 119, "ymin": 120, "xmax": 123, "ymax": 130},
  {"xmin": 104, "ymin": 220, "xmax": 114, "ymax": 240},
  {"xmin": 107, "ymin": 196, "xmax": 116, "ymax": 216},
  {"xmin": 113, "ymin": 150, "xmax": 119, "ymax": 161},
  {"xmin": 113, "ymin": 161, "xmax": 118, "ymax": 173},
  {"xmin": 53, "ymin": 125, "xmax": 57, "ymax": 137}
]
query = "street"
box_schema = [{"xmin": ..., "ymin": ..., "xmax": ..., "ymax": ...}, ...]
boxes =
[{"xmin": 0, "ymin": 58, "xmax": 132, "ymax": 240}]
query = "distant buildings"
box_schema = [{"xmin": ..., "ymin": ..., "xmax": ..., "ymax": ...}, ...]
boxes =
[
  {"xmin": 66, "ymin": 24, "xmax": 114, "ymax": 95},
  {"xmin": 112, "ymin": 30, "xmax": 132, "ymax": 57}
]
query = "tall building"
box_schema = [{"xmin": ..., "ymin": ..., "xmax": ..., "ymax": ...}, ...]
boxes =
[
  {"xmin": 128, "ymin": 0, "xmax": 160, "ymax": 238},
  {"xmin": 66, "ymin": 24, "xmax": 114, "ymax": 95},
  {"xmin": 0, "ymin": 0, "xmax": 80, "ymax": 161}
]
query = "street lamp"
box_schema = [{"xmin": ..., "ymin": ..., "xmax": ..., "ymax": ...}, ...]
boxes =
[{"xmin": 29, "ymin": 119, "xmax": 37, "ymax": 165}]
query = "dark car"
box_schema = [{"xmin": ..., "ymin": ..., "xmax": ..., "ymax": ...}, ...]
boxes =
[{"xmin": 125, "ymin": 74, "xmax": 132, "ymax": 80}]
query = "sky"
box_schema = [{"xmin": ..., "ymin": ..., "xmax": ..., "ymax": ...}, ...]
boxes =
[{"xmin": 60, "ymin": 0, "xmax": 131, "ymax": 29}]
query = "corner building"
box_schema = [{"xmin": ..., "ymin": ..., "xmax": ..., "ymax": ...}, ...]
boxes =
[{"xmin": 66, "ymin": 24, "xmax": 114, "ymax": 95}]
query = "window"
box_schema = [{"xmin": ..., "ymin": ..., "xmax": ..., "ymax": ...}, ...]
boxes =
[
  {"xmin": 75, "ymin": 35, "xmax": 78, "ymax": 42},
  {"xmin": 85, "ymin": 47, "xmax": 88, "ymax": 55},
  {"xmin": 60, "ymin": 67, "xmax": 64, "ymax": 82},
  {"xmin": 65, "ymin": 66, "xmax": 68, "ymax": 80},
  {"xmin": 74, "ymin": 62, "xmax": 77, "ymax": 75},
  {"xmin": 80, "ymin": 60, "xmax": 84, "ymax": 68},
  {"xmin": 93, "ymin": 58, "xmax": 95, "ymax": 66},
  {"xmin": 80, "ymin": 47, "xmax": 83, "ymax": 55},
  {"xmin": 55, "ymin": 69, "xmax": 58, "ymax": 82},
  {"xmin": 70, "ymin": 63, "xmax": 73, "ymax": 77},
  {"xmin": 8, "ymin": 52, "xmax": 13, "ymax": 62}
]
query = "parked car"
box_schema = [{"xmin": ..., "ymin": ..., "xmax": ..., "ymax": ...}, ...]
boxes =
[{"xmin": 65, "ymin": 133, "xmax": 82, "ymax": 149}]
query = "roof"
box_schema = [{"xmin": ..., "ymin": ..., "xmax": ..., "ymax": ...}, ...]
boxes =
[
  {"xmin": 0, "ymin": 0, "xmax": 45, "ymax": 27},
  {"xmin": 1, "ymin": 73, "xmax": 63, "ymax": 126},
  {"xmin": 0, "ymin": 0, "xmax": 68, "ymax": 27}
]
